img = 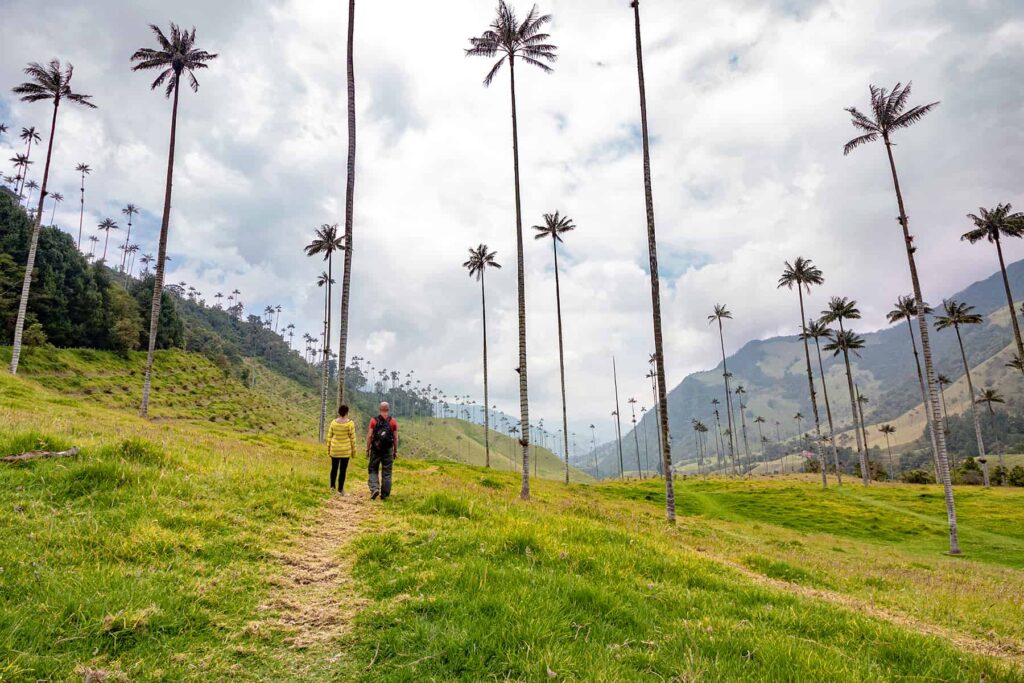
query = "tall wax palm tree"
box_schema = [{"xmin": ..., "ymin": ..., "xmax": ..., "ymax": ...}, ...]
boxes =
[
  {"xmin": 336, "ymin": 0, "xmax": 357, "ymax": 411},
  {"xmin": 822, "ymin": 297, "xmax": 865, "ymax": 463},
  {"xmin": 133, "ymin": 24, "xmax": 217, "ymax": 416},
  {"xmin": 139, "ymin": 253, "xmax": 154, "ymax": 275},
  {"xmin": 647, "ymin": 353, "xmax": 663, "ymax": 468},
  {"xmin": 47, "ymin": 192, "xmax": 63, "ymax": 225},
  {"xmin": 10, "ymin": 154, "xmax": 31, "ymax": 198},
  {"xmin": 794, "ymin": 412, "xmax": 804, "ymax": 439},
  {"xmin": 17, "ymin": 127, "xmax": 41, "ymax": 196},
  {"xmin": 467, "ymin": 1, "xmax": 557, "ymax": 501},
  {"xmin": 856, "ymin": 387, "xmax": 871, "ymax": 468},
  {"xmin": 463, "ymin": 244, "xmax": 501, "ymax": 468},
  {"xmin": 975, "ymin": 388, "xmax": 1004, "ymax": 488},
  {"xmin": 75, "ymin": 162, "xmax": 91, "ymax": 248},
  {"xmin": 306, "ymin": 224, "xmax": 344, "ymax": 441},
  {"xmin": 711, "ymin": 399, "xmax": 724, "ymax": 469},
  {"xmin": 887, "ymin": 295, "xmax": 940, "ymax": 476},
  {"xmin": 778, "ymin": 257, "xmax": 827, "ymax": 486},
  {"xmin": 612, "ymin": 356, "xmax": 625, "ymax": 479},
  {"xmin": 533, "ymin": 211, "xmax": 575, "ymax": 483},
  {"xmin": 8, "ymin": 60, "xmax": 96, "ymax": 375},
  {"xmin": 735, "ymin": 385, "xmax": 751, "ymax": 474},
  {"xmin": 97, "ymin": 218, "xmax": 118, "ymax": 261},
  {"xmin": 316, "ymin": 272, "xmax": 336, "ymax": 434},
  {"xmin": 631, "ymin": 0, "xmax": 675, "ymax": 519},
  {"xmin": 937, "ymin": 374, "xmax": 952, "ymax": 434},
  {"xmin": 962, "ymin": 204, "xmax": 1024, "ymax": 371},
  {"xmin": 754, "ymin": 416, "xmax": 767, "ymax": 470},
  {"xmin": 120, "ymin": 204, "xmax": 139, "ymax": 272},
  {"xmin": 879, "ymin": 424, "xmax": 897, "ymax": 480},
  {"xmin": 87, "ymin": 234, "xmax": 99, "ymax": 258},
  {"xmin": 801, "ymin": 318, "xmax": 842, "ymax": 482},
  {"xmin": 708, "ymin": 304, "xmax": 738, "ymax": 472},
  {"xmin": 628, "ymin": 397, "xmax": 643, "ymax": 478},
  {"xmin": 823, "ymin": 328, "xmax": 868, "ymax": 485},
  {"xmin": 24, "ymin": 181, "xmax": 40, "ymax": 214},
  {"xmin": 934, "ymin": 299, "xmax": 986, "ymax": 464},
  {"xmin": 844, "ymin": 81, "xmax": 958, "ymax": 554},
  {"xmin": 640, "ymin": 407, "xmax": 651, "ymax": 473}
]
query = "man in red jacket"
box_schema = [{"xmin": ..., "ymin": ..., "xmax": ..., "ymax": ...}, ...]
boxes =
[{"xmin": 366, "ymin": 401, "xmax": 398, "ymax": 500}]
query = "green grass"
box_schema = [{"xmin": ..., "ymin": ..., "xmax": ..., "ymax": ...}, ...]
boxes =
[{"xmin": 2, "ymin": 347, "xmax": 1023, "ymax": 681}]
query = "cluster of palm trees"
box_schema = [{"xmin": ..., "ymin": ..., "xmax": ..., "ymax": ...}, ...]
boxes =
[{"xmin": 461, "ymin": 1, "xmax": 675, "ymax": 516}]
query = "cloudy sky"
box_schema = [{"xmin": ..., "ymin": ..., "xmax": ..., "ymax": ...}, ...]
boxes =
[{"xmin": 2, "ymin": 0, "xmax": 1022, "ymax": 444}]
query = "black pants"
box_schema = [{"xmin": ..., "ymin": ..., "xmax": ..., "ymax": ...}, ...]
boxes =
[
  {"xmin": 368, "ymin": 450, "xmax": 394, "ymax": 498},
  {"xmin": 330, "ymin": 457, "xmax": 350, "ymax": 492}
]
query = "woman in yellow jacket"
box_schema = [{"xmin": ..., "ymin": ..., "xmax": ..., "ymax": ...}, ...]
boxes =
[{"xmin": 326, "ymin": 404, "xmax": 357, "ymax": 495}]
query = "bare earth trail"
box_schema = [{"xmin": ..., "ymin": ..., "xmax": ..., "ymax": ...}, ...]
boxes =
[{"xmin": 261, "ymin": 490, "xmax": 375, "ymax": 675}]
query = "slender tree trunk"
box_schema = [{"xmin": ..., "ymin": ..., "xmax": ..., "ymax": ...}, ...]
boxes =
[
  {"xmin": 650, "ymin": 372, "xmax": 663, "ymax": 471},
  {"xmin": 738, "ymin": 401, "xmax": 751, "ymax": 475},
  {"xmin": 337, "ymin": 0, "xmax": 357, "ymax": 409},
  {"xmin": 551, "ymin": 238, "xmax": 571, "ymax": 484},
  {"xmin": 631, "ymin": 409, "xmax": 642, "ymax": 477},
  {"xmin": 77, "ymin": 171, "xmax": 85, "ymax": 249},
  {"xmin": 993, "ymin": 234, "xmax": 1024, "ymax": 371},
  {"xmin": 796, "ymin": 288, "xmax": 828, "ymax": 487},
  {"xmin": 954, "ymin": 326, "xmax": 985, "ymax": 461},
  {"xmin": 121, "ymin": 219, "xmax": 132, "ymax": 272},
  {"xmin": 10, "ymin": 99, "xmax": 60, "ymax": 375},
  {"xmin": 716, "ymin": 319, "xmax": 737, "ymax": 475},
  {"xmin": 140, "ymin": 82, "xmax": 181, "ymax": 415},
  {"xmin": 713, "ymin": 412, "xmax": 723, "ymax": 469},
  {"xmin": 856, "ymin": 384, "xmax": 871, "ymax": 477},
  {"xmin": 813, "ymin": 337, "xmax": 843, "ymax": 484},
  {"xmin": 633, "ymin": 1, "xmax": 675, "ymax": 519},
  {"xmin": 905, "ymin": 316, "xmax": 941, "ymax": 479},
  {"xmin": 507, "ymin": 58, "xmax": 532, "ymax": 500},
  {"xmin": 613, "ymin": 356, "xmax": 625, "ymax": 479},
  {"xmin": 885, "ymin": 434, "xmax": 894, "ymax": 481},
  {"xmin": 480, "ymin": 274, "xmax": 491, "ymax": 468},
  {"xmin": 18, "ymin": 136, "xmax": 34, "ymax": 197},
  {"xmin": 840, "ymin": 339, "xmax": 868, "ymax": 485},
  {"xmin": 319, "ymin": 254, "xmax": 333, "ymax": 442},
  {"xmin": 883, "ymin": 136, "xmax": 959, "ymax": 554}
]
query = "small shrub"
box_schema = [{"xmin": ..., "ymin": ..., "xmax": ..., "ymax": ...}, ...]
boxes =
[
  {"xmin": 901, "ymin": 469, "xmax": 935, "ymax": 485},
  {"xmin": 1009, "ymin": 466, "xmax": 1024, "ymax": 487}
]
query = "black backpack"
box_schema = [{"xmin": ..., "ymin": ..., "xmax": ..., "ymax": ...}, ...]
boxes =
[{"xmin": 372, "ymin": 415, "xmax": 394, "ymax": 453}]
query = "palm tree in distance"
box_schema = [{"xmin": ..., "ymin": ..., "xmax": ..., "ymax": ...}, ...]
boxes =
[
  {"xmin": 120, "ymin": 204, "xmax": 139, "ymax": 272},
  {"xmin": 630, "ymin": 0, "xmax": 675, "ymax": 519},
  {"xmin": 533, "ymin": 211, "xmax": 575, "ymax": 483},
  {"xmin": 823, "ymin": 328, "xmax": 868, "ymax": 485},
  {"xmin": 75, "ymin": 162, "xmax": 91, "ymax": 248},
  {"xmin": 844, "ymin": 81, "xmax": 959, "ymax": 554},
  {"xmin": 467, "ymin": 1, "xmax": 557, "ymax": 502},
  {"xmin": 735, "ymin": 384, "xmax": 751, "ymax": 474},
  {"xmin": 961, "ymin": 204, "xmax": 1024, "ymax": 371},
  {"xmin": 306, "ymin": 223, "xmax": 344, "ymax": 441},
  {"xmin": 801, "ymin": 318, "xmax": 842, "ymax": 482},
  {"xmin": 711, "ymin": 398, "xmax": 724, "ymax": 470},
  {"xmin": 97, "ymin": 218, "xmax": 118, "ymax": 261},
  {"xmin": 47, "ymin": 192, "xmax": 63, "ymax": 225},
  {"xmin": 133, "ymin": 23, "xmax": 218, "ymax": 417},
  {"xmin": 10, "ymin": 154, "xmax": 31, "ymax": 199},
  {"xmin": 627, "ymin": 397, "xmax": 643, "ymax": 478},
  {"xmin": 778, "ymin": 257, "xmax": 827, "ymax": 487},
  {"xmin": 975, "ymin": 388, "xmax": 1004, "ymax": 489},
  {"xmin": 934, "ymin": 299, "xmax": 986, "ymax": 465},
  {"xmin": 879, "ymin": 424, "xmax": 897, "ymax": 480},
  {"xmin": 6, "ymin": 59, "xmax": 96, "ymax": 376},
  {"xmin": 753, "ymin": 416, "xmax": 767, "ymax": 471},
  {"xmin": 856, "ymin": 387, "xmax": 871, "ymax": 468},
  {"xmin": 87, "ymin": 234, "xmax": 99, "ymax": 259},
  {"xmin": 937, "ymin": 374, "xmax": 952, "ymax": 434},
  {"xmin": 336, "ymin": 0, "xmax": 357, "ymax": 411},
  {"xmin": 17, "ymin": 126, "xmax": 41, "ymax": 196},
  {"xmin": 463, "ymin": 244, "xmax": 501, "ymax": 468},
  {"xmin": 887, "ymin": 295, "xmax": 940, "ymax": 476},
  {"xmin": 24, "ymin": 181, "xmax": 40, "ymax": 213},
  {"xmin": 708, "ymin": 304, "xmax": 738, "ymax": 474}
]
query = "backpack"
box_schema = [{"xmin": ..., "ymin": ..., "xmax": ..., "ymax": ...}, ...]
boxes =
[{"xmin": 372, "ymin": 415, "xmax": 394, "ymax": 453}]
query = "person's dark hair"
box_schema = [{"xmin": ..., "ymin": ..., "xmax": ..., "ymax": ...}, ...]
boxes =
[{"xmin": 338, "ymin": 405, "xmax": 349, "ymax": 417}]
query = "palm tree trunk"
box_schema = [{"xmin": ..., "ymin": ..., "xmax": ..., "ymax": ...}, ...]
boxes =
[
  {"xmin": 140, "ymin": 82, "xmax": 181, "ymax": 416},
  {"xmin": 480, "ymin": 273, "xmax": 491, "ymax": 468},
  {"xmin": 954, "ymin": 326, "xmax": 985, "ymax": 461},
  {"xmin": 633, "ymin": 1, "xmax": 675, "ymax": 518},
  {"xmin": 77, "ymin": 172, "xmax": 85, "ymax": 249},
  {"xmin": 885, "ymin": 434, "xmax": 894, "ymax": 481},
  {"xmin": 812, "ymin": 336, "xmax": 843, "ymax": 484},
  {"xmin": 993, "ymin": 234, "xmax": 1024, "ymax": 371},
  {"xmin": 649, "ymin": 372, "xmax": 663, "ymax": 471},
  {"xmin": 121, "ymin": 220, "xmax": 132, "ymax": 272},
  {"xmin": 856, "ymin": 384, "xmax": 871, "ymax": 477},
  {"xmin": 716, "ymin": 319, "xmax": 737, "ymax": 475},
  {"xmin": 10, "ymin": 99, "xmax": 60, "ymax": 375},
  {"xmin": 507, "ymin": 58, "xmax": 532, "ymax": 501},
  {"xmin": 840, "ymin": 338, "xmax": 867, "ymax": 485},
  {"xmin": 883, "ymin": 135, "xmax": 959, "ymax": 554},
  {"xmin": 796, "ymin": 287, "xmax": 828, "ymax": 487},
  {"xmin": 905, "ymin": 317, "xmax": 941, "ymax": 479},
  {"xmin": 336, "ymin": 0, "xmax": 357, "ymax": 409},
  {"xmin": 548, "ymin": 239, "xmax": 571, "ymax": 484},
  {"xmin": 613, "ymin": 356, "xmax": 625, "ymax": 479},
  {"xmin": 738, "ymin": 403, "xmax": 751, "ymax": 475}
]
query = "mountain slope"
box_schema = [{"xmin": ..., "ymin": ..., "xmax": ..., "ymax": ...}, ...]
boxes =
[{"xmin": 585, "ymin": 260, "xmax": 1024, "ymax": 478}]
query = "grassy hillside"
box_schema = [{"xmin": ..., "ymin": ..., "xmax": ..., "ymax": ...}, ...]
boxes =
[{"xmin": 2, "ymin": 350, "xmax": 1024, "ymax": 680}]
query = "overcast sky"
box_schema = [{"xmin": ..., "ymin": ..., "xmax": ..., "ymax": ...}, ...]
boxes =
[{"xmin": 2, "ymin": 0, "xmax": 1022, "ymax": 444}]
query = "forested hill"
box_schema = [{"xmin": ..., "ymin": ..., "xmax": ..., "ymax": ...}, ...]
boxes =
[
  {"xmin": 581, "ymin": 259, "xmax": 1024, "ymax": 478},
  {"xmin": 0, "ymin": 191, "xmax": 316, "ymax": 390}
]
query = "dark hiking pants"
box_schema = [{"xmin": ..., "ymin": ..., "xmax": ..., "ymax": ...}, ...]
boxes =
[
  {"xmin": 330, "ymin": 457, "xmax": 350, "ymax": 492},
  {"xmin": 368, "ymin": 450, "xmax": 394, "ymax": 498}
]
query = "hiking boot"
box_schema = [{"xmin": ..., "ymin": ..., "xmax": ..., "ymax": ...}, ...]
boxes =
[{"xmin": 371, "ymin": 490, "xmax": 380, "ymax": 500}]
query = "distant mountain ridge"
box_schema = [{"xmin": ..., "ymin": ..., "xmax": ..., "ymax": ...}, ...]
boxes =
[{"xmin": 579, "ymin": 259, "xmax": 1024, "ymax": 478}]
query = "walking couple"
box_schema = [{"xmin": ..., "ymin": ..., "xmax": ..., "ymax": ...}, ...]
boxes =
[{"xmin": 326, "ymin": 401, "xmax": 398, "ymax": 500}]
